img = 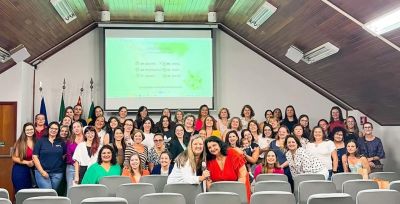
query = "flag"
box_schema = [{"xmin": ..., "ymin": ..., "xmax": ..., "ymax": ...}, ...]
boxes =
[
  {"xmin": 87, "ymin": 101, "xmax": 95, "ymax": 124},
  {"xmin": 40, "ymin": 97, "xmax": 49, "ymax": 126},
  {"xmin": 77, "ymin": 96, "xmax": 82, "ymax": 106},
  {"xmin": 58, "ymin": 94, "xmax": 65, "ymax": 121}
]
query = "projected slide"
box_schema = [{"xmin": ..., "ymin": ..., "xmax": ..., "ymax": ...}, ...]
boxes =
[{"xmin": 104, "ymin": 29, "xmax": 213, "ymax": 110}]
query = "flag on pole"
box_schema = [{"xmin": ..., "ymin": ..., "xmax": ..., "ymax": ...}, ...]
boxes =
[
  {"xmin": 58, "ymin": 94, "xmax": 65, "ymax": 121},
  {"xmin": 87, "ymin": 101, "xmax": 95, "ymax": 124},
  {"xmin": 40, "ymin": 97, "xmax": 49, "ymax": 126}
]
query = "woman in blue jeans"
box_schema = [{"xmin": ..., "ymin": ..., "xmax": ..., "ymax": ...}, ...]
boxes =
[{"xmin": 33, "ymin": 121, "xmax": 66, "ymax": 190}]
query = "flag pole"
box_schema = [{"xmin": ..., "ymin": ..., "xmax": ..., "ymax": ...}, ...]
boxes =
[
  {"xmin": 39, "ymin": 81, "xmax": 43, "ymax": 98},
  {"xmin": 62, "ymin": 78, "xmax": 66, "ymax": 95},
  {"xmin": 90, "ymin": 77, "xmax": 94, "ymax": 102}
]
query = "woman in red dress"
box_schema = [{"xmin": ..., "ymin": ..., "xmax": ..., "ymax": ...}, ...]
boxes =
[{"xmin": 204, "ymin": 136, "xmax": 251, "ymax": 202}]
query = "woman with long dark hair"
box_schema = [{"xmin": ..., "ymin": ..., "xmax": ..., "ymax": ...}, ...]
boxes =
[
  {"xmin": 12, "ymin": 123, "xmax": 36, "ymax": 192},
  {"xmin": 342, "ymin": 140, "xmax": 370, "ymax": 173},
  {"xmin": 72, "ymin": 126, "xmax": 101, "ymax": 184},
  {"xmin": 329, "ymin": 106, "xmax": 345, "ymax": 133},
  {"xmin": 281, "ymin": 105, "xmax": 298, "ymax": 132},
  {"xmin": 111, "ymin": 127, "xmax": 126, "ymax": 166},
  {"xmin": 205, "ymin": 136, "xmax": 251, "ymax": 202},
  {"xmin": 195, "ymin": 104, "xmax": 209, "ymax": 131}
]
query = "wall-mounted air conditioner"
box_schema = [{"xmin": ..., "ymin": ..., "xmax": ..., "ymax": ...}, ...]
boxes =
[
  {"xmin": 301, "ymin": 42, "xmax": 339, "ymax": 64},
  {"xmin": 247, "ymin": 2, "xmax": 277, "ymax": 29}
]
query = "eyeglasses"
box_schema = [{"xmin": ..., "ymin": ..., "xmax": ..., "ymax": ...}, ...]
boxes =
[
  {"xmin": 50, "ymin": 127, "xmax": 59, "ymax": 130},
  {"xmin": 153, "ymin": 139, "xmax": 163, "ymax": 142}
]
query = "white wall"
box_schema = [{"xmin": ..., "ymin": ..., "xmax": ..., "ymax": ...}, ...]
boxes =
[
  {"xmin": 34, "ymin": 29, "xmax": 101, "ymax": 121},
  {"xmin": 0, "ymin": 62, "xmax": 34, "ymax": 135},
  {"xmin": 34, "ymin": 28, "xmax": 339, "ymax": 126},
  {"xmin": 215, "ymin": 31, "xmax": 339, "ymax": 126}
]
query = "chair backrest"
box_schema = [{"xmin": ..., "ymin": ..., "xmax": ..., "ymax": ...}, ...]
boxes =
[
  {"xmin": 254, "ymin": 181, "xmax": 291, "ymax": 192},
  {"xmin": 209, "ymin": 181, "xmax": 247, "ymax": 204},
  {"xmin": 15, "ymin": 189, "xmax": 57, "ymax": 204},
  {"xmin": 139, "ymin": 193, "xmax": 185, "ymax": 204},
  {"xmin": 195, "ymin": 192, "xmax": 241, "ymax": 204},
  {"xmin": 250, "ymin": 191, "xmax": 295, "ymax": 204},
  {"xmin": 0, "ymin": 198, "xmax": 11, "ymax": 204},
  {"xmin": 81, "ymin": 197, "xmax": 128, "ymax": 204},
  {"xmin": 342, "ymin": 180, "xmax": 378, "ymax": 201},
  {"xmin": 307, "ymin": 193, "xmax": 353, "ymax": 204},
  {"xmin": 369, "ymin": 172, "xmax": 400, "ymax": 182},
  {"xmin": 0, "ymin": 188, "xmax": 9, "ymax": 199},
  {"xmin": 67, "ymin": 184, "xmax": 108, "ymax": 204},
  {"xmin": 389, "ymin": 181, "xmax": 400, "ymax": 192},
  {"xmin": 293, "ymin": 174, "xmax": 325, "ymax": 199},
  {"xmin": 356, "ymin": 189, "xmax": 400, "ymax": 204},
  {"xmin": 298, "ymin": 180, "xmax": 336, "ymax": 204},
  {"xmin": 116, "ymin": 183, "xmax": 156, "ymax": 204},
  {"xmin": 331, "ymin": 173, "xmax": 363, "ymax": 192},
  {"xmin": 23, "ymin": 196, "xmax": 71, "ymax": 204},
  {"xmin": 99, "ymin": 176, "xmax": 131, "ymax": 196},
  {"xmin": 139, "ymin": 175, "xmax": 168, "ymax": 193},
  {"xmin": 163, "ymin": 183, "xmax": 202, "ymax": 204},
  {"xmin": 255, "ymin": 174, "xmax": 288, "ymax": 182}
]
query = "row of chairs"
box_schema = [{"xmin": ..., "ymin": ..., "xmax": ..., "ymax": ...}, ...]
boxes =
[
  {"xmin": 1, "ymin": 190, "xmax": 399, "ymax": 204},
  {"xmin": 2, "ymin": 179, "xmax": 400, "ymax": 204}
]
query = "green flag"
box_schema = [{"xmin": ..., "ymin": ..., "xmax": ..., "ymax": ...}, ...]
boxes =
[
  {"xmin": 87, "ymin": 101, "xmax": 95, "ymax": 124},
  {"xmin": 58, "ymin": 94, "xmax": 65, "ymax": 121}
]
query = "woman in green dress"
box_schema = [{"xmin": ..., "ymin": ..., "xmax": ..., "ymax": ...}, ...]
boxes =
[{"xmin": 81, "ymin": 144, "xmax": 121, "ymax": 184}]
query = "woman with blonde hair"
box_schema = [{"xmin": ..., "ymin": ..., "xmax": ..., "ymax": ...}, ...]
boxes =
[
  {"xmin": 167, "ymin": 135, "xmax": 210, "ymax": 184},
  {"xmin": 122, "ymin": 152, "xmax": 150, "ymax": 183}
]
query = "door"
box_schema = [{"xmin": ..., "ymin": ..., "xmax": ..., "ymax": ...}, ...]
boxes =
[{"xmin": 0, "ymin": 102, "xmax": 17, "ymax": 201}]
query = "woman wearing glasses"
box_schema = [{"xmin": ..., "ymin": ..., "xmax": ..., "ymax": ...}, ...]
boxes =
[
  {"xmin": 148, "ymin": 133, "xmax": 167, "ymax": 172},
  {"xmin": 32, "ymin": 122, "xmax": 66, "ymax": 190},
  {"xmin": 357, "ymin": 122, "xmax": 385, "ymax": 172}
]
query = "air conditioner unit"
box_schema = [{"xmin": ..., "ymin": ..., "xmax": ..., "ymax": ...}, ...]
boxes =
[
  {"xmin": 247, "ymin": 2, "xmax": 277, "ymax": 29},
  {"xmin": 301, "ymin": 42, "xmax": 339, "ymax": 64},
  {"xmin": 50, "ymin": 0, "xmax": 77, "ymax": 24},
  {"xmin": 0, "ymin": 47, "xmax": 11, "ymax": 63}
]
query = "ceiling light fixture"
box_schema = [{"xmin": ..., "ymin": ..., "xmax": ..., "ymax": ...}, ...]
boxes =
[
  {"xmin": 50, "ymin": 0, "xmax": 77, "ymax": 24},
  {"xmin": 0, "ymin": 47, "xmax": 11, "ymax": 63},
  {"xmin": 364, "ymin": 7, "xmax": 400, "ymax": 35},
  {"xmin": 301, "ymin": 42, "xmax": 339, "ymax": 64},
  {"xmin": 247, "ymin": 1, "xmax": 277, "ymax": 29}
]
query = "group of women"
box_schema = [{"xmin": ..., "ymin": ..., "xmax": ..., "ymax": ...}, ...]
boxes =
[{"xmin": 11, "ymin": 104, "xmax": 386, "ymax": 200}]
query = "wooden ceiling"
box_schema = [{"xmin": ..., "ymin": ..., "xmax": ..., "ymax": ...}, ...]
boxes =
[{"xmin": 1, "ymin": 0, "xmax": 400, "ymax": 125}]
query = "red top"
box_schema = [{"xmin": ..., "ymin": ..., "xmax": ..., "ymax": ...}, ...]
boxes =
[
  {"xmin": 207, "ymin": 148, "xmax": 251, "ymax": 202},
  {"xmin": 35, "ymin": 127, "xmax": 47, "ymax": 140},
  {"xmin": 329, "ymin": 120, "xmax": 345, "ymax": 133},
  {"xmin": 253, "ymin": 164, "xmax": 284, "ymax": 179},
  {"xmin": 195, "ymin": 119, "xmax": 203, "ymax": 131},
  {"xmin": 26, "ymin": 146, "xmax": 33, "ymax": 161}
]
